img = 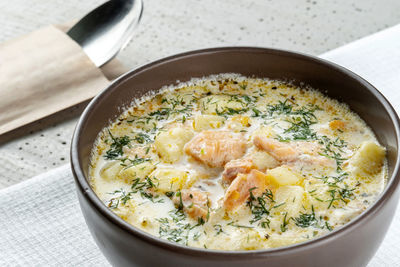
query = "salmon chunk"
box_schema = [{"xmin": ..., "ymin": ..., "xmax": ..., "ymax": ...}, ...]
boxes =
[
  {"xmin": 184, "ymin": 131, "xmax": 247, "ymax": 168},
  {"xmin": 222, "ymin": 158, "xmax": 254, "ymax": 185},
  {"xmin": 253, "ymin": 136, "xmax": 335, "ymax": 167},
  {"xmin": 254, "ymin": 136, "xmax": 299, "ymax": 161},
  {"xmin": 223, "ymin": 169, "xmax": 268, "ymax": 211},
  {"xmin": 173, "ymin": 189, "xmax": 210, "ymax": 220}
]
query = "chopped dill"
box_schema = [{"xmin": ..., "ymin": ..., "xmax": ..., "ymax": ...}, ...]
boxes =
[
  {"xmin": 213, "ymin": 224, "xmax": 224, "ymax": 235},
  {"xmin": 338, "ymin": 187, "xmax": 355, "ymax": 201},
  {"xmin": 120, "ymin": 155, "xmax": 151, "ymax": 167},
  {"xmin": 293, "ymin": 206, "xmax": 318, "ymax": 228},
  {"xmin": 104, "ymin": 130, "xmax": 131, "ymax": 160},
  {"xmin": 315, "ymin": 172, "xmax": 348, "ymax": 187},
  {"xmin": 133, "ymin": 132, "xmax": 152, "ymax": 144},
  {"xmin": 267, "ymin": 100, "xmax": 293, "ymax": 116},
  {"xmin": 273, "ymin": 202, "xmax": 286, "ymax": 209},
  {"xmin": 165, "ymin": 191, "xmax": 175, "ymax": 198},
  {"xmin": 268, "ymin": 100, "xmax": 320, "ymax": 141},
  {"xmin": 252, "ymin": 107, "xmax": 262, "ymax": 117},
  {"xmin": 280, "ymin": 212, "xmax": 289, "ymax": 232},
  {"xmin": 315, "ymin": 172, "xmax": 355, "ymax": 208},
  {"xmin": 227, "ymin": 221, "xmax": 254, "ymax": 229},
  {"xmin": 216, "ymin": 106, "xmax": 248, "ymax": 116},
  {"xmin": 107, "ymin": 198, "xmax": 119, "ymax": 209},
  {"xmin": 157, "ymin": 209, "xmax": 203, "ymax": 245},
  {"xmin": 175, "ymin": 190, "xmax": 184, "ymax": 211},
  {"xmin": 107, "ymin": 175, "xmax": 163, "ymax": 208},
  {"xmin": 293, "ymin": 206, "xmax": 333, "ymax": 231},
  {"xmin": 239, "ymin": 83, "xmax": 247, "ymax": 90},
  {"xmin": 318, "ymin": 136, "xmax": 347, "ymax": 171},
  {"xmin": 247, "ymin": 188, "xmax": 274, "ymax": 227},
  {"xmin": 327, "ymin": 186, "xmax": 355, "ymax": 209}
]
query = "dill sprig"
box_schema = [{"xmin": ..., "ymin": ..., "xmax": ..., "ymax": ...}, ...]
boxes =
[
  {"xmin": 107, "ymin": 175, "xmax": 163, "ymax": 208},
  {"xmin": 269, "ymin": 100, "xmax": 348, "ymax": 172},
  {"xmin": 314, "ymin": 172, "xmax": 355, "ymax": 209},
  {"xmin": 130, "ymin": 97, "xmax": 194, "ymax": 125},
  {"xmin": 327, "ymin": 186, "xmax": 355, "ymax": 209},
  {"xmin": 157, "ymin": 209, "xmax": 203, "ymax": 245},
  {"xmin": 318, "ymin": 136, "xmax": 347, "ymax": 171},
  {"xmin": 133, "ymin": 132, "xmax": 152, "ymax": 144},
  {"xmin": 315, "ymin": 172, "xmax": 348, "ymax": 187},
  {"xmin": 216, "ymin": 106, "xmax": 248, "ymax": 116},
  {"xmin": 267, "ymin": 100, "xmax": 320, "ymax": 141},
  {"xmin": 283, "ymin": 105, "xmax": 319, "ymax": 140},
  {"xmin": 247, "ymin": 188, "xmax": 274, "ymax": 228},
  {"xmin": 293, "ymin": 206, "xmax": 333, "ymax": 231},
  {"xmin": 227, "ymin": 221, "xmax": 254, "ymax": 229},
  {"xmin": 267, "ymin": 100, "xmax": 293, "ymax": 116},
  {"xmin": 104, "ymin": 130, "xmax": 131, "ymax": 160},
  {"xmin": 205, "ymin": 94, "xmax": 258, "ymax": 117},
  {"xmin": 119, "ymin": 155, "xmax": 151, "ymax": 167},
  {"xmin": 213, "ymin": 224, "xmax": 224, "ymax": 235},
  {"xmin": 280, "ymin": 212, "xmax": 290, "ymax": 232},
  {"xmin": 293, "ymin": 205, "xmax": 318, "ymax": 228}
]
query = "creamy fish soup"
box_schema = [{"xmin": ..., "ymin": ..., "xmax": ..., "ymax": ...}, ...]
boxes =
[{"xmin": 90, "ymin": 75, "xmax": 387, "ymax": 250}]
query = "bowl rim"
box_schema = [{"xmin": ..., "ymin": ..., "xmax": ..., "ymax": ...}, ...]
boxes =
[{"xmin": 71, "ymin": 46, "xmax": 400, "ymax": 257}]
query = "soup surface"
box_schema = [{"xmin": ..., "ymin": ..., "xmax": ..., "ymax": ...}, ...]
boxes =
[{"xmin": 90, "ymin": 74, "xmax": 387, "ymax": 250}]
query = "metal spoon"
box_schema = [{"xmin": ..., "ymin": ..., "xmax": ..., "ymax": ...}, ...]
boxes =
[{"xmin": 67, "ymin": 0, "xmax": 143, "ymax": 67}]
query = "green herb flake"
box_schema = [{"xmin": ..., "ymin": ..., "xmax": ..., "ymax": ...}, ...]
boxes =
[{"xmin": 104, "ymin": 130, "xmax": 131, "ymax": 160}]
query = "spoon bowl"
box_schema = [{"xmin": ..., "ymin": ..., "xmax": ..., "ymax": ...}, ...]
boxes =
[{"xmin": 67, "ymin": 0, "xmax": 143, "ymax": 67}]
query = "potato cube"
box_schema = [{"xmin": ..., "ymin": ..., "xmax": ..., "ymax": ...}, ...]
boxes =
[
  {"xmin": 150, "ymin": 168, "xmax": 189, "ymax": 193},
  {"xmin": 237, "ymin": 229, "xmax": 266, "ymax": 250},
  {"xmin": 249, "ymin": 150, "xmax": 279, "ymax": 171},
  {"xmin": 154, "ymin": 127, "xmax": 194, "ymax": 163},
  {"xmin": 268, "ymin": 234, "xmax": 306, "ymax": 248},
  {"xmin": 273, "ymin": 185, "xmax": 305, "ymax": 218},
  {"xmin": 199, "ymin": 95, "xmax": 245, "ymax": 115},
  {"xmin": 304, "ymin": 181, "xmax": 330, "ymax": 209},
  {"xmin": 193, "ymin": 114, "xmax": 224, "ymax": 131},
  {"xmin": 252, "ymin": 126, "xmax": 276, "ymax": 139},
  {"xmin": 227, "ymin": 115, "xmax": 252, "ymax": 132},
  {"xmin": 100, "ymin": 161, "xmax": 123, "ymax": 181},
  {"xmin": 350, "ymin": 141, "xmax": 385, "ymax": 176},
  {"xmin": 118, "ymin": 162, "xmax": 156, "ymax": 183},
  {"xmin": 266, "ymin": 166, "xmax": 302, "ymax": 187},
  {"xmin": 232, "ymin": 115, "xmax": 250, "ymax": 126}
]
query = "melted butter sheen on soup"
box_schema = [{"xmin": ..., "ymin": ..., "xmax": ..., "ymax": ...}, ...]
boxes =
[{"xmin": 90, "ymin": 75, "xmax": 387, "ymax": 250}]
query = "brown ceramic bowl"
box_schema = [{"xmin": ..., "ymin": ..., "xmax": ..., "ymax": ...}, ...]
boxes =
[{"xmin": 71, "ymin": 47, "xmax": 400, "ymax": 267}]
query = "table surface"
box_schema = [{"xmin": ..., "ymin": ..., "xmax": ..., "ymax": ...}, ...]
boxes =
[{"xmin": 1, "ymin": 0, "xmax": 400, "ymax": 189}]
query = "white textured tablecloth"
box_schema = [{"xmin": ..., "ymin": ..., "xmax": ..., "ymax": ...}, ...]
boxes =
[
  {"xmin": 1, "ymin": 24, "xmax": 400, "ymax": 266},
  {"xmin": 0, "ymin": 165, "xmax": 108, "ymax": 266}
]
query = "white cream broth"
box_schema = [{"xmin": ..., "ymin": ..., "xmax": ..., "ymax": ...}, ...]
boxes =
[{"xmin": 90, "ymin": 74, "xmax": 387, "ymax": 250}]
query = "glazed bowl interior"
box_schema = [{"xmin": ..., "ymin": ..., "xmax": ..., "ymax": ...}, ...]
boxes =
[{"xmin": 72, "ymin": 47, "xmax": 399, "ymax": 254}]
